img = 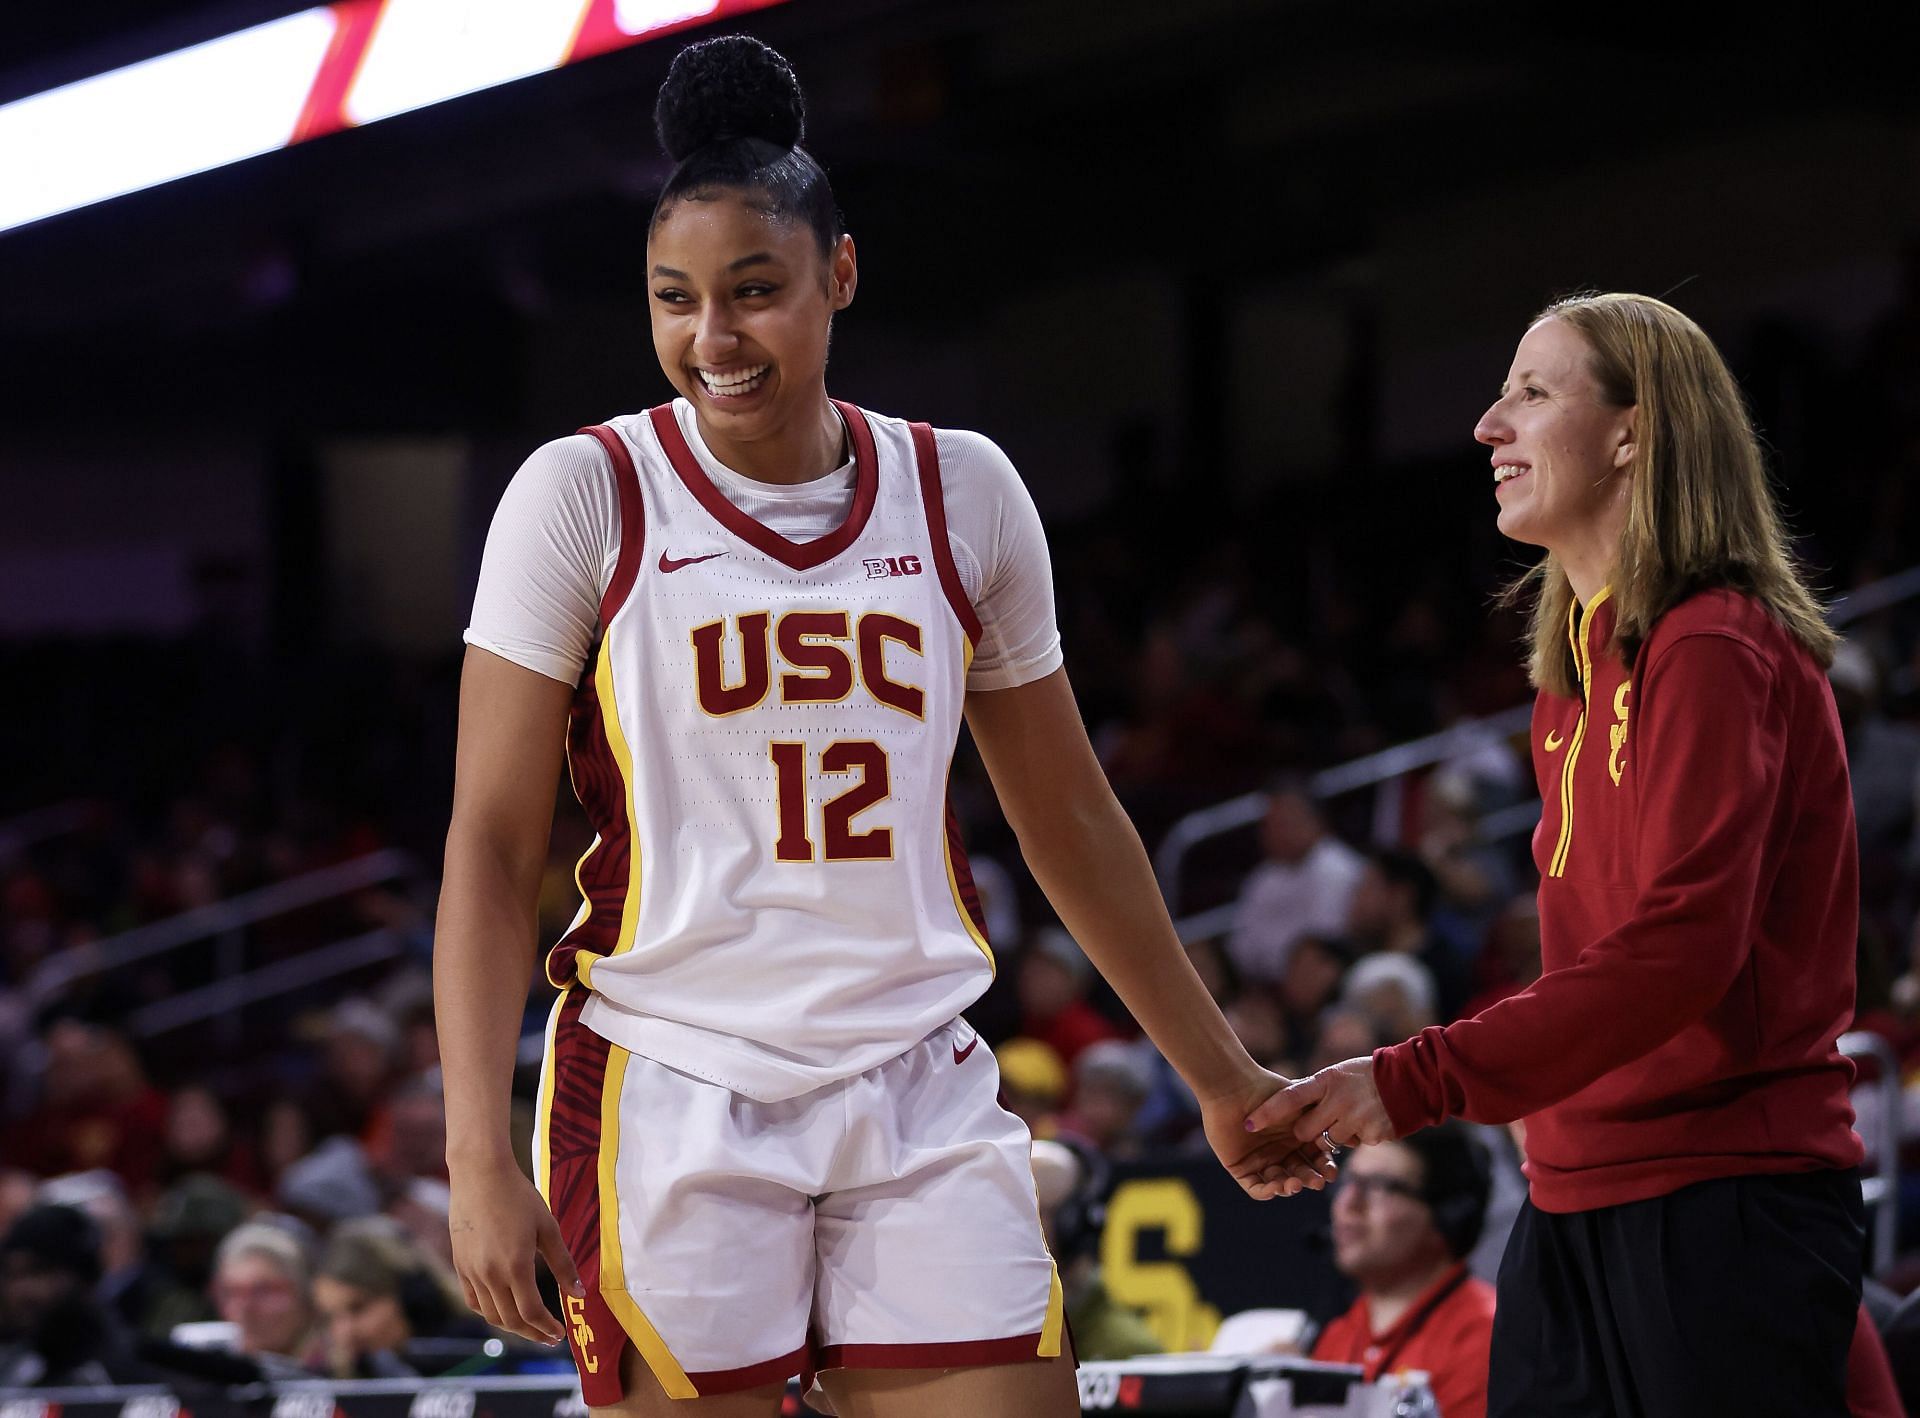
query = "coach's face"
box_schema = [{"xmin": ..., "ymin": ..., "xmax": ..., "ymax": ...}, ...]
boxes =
[
  {"xmin": 648, "ymin": 194, "xmax": 856, "ymax": 446},
  {"xmin": 1475, "ymin": 317, "xmax": 1636, "ymax": 555}
]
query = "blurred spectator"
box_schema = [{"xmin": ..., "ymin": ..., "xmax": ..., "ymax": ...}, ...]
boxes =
[
  {"xmin": 306, "ymin": 998, "xmax": 402, "ymax": 1144},
  {"xmin": 1183, "ymin": 934, "xmax": 1240, "ymax": 1008},
  {"xmin": 35, "ymin": 1170, "xmax": 155, "ymax": 1335},
  {"xmin": 259, "ymin": 1097, "xmax": 319, "ymax": 1192},
  {"xmin": 1460, "ymin": 900, "xmax": 1543, "ymax": 1019},
  {"xmin": 1845, "ymin": 1301, "xmax": 1904, "ymax": 1418},
  {"xmin": 1419, "ymin": 769, "xmax": 1521, "ymax": 960},
  {"xmin": 161, "ymin": 1085, "xmax": 264, "ymax": 1193},
  {"xmin": 1015, "ymin": 928, "xmax": 1124, "ymax": 1068},
  {"xmin": 399, "ymin": 1000, "xmax": 441, "ymax": 1080},
  {"xmin": 367, "ymin": 1078, "xmax": 448, "ymax": 1184},
  {"xmin": 1340, "ymin": 953, "xmax": 1440, "ymax": 1042},
  {"xmin": 143, "ymin": 1174, "xmax": 252, "ymax": 1337},
  {"xmin": 0, "ymin": 1170, "xmax": 35, "ymax": 1233},
  {"xmin": 1311, "ymin": 1126, "xmax": 1497, "ymax": 1418},
  {"xmin": 1307, "ymin": 1005, "xmax": 1382, "ymax": 1074},
  {"xmin": 1279, "ymin": 934, "xmax": 1353, "ymax": 1046},
  {"xmin": 211, "ymin": 1221, "xmax": 322, "ymax": 1371},
  {"xmin": 1345, "ymin": 849, "xmax": 1471, "ymax": 1021},
  {"xmin": 311, "ymin": 1218, "xmax": 487, "ymax": 1378},
  {"xmin": 1030, "ymin": 1138, "xmax": 1162, "ymax": 1361},
  {"xmin": 1228, "ymin": 786, "xmax": 1365, "ymax": 984},
  {"xmin": 1224, "ymin": 990, "xmax": 1297, "ymax": 1075},
  {"xmin": 1831, "ymin": 641, "xmax": 1920, "ymax": 862},
  {"xmin": 0, "ymin": 1203, "xmax": 148, "ymax": 1386},
  {"xmin": 1059, "ymin": 1041, "xmax": 1155, "ymax": 1160},
  {"xmin": 278, "ymin": 1136, "xmax": 383, "ymax": 1228},
  {"xmin": 387, "ymin": 1179, "xmax": 455, "ymax": 1270},
  {"xmin": 1464, "ymin": 1126, "xmax": 1530, "ymax": 1289},
  {"xmin": 995, "ymin": 1038, "xmax": 1069, "ymax": 1137},
  {"xmin": 3, "ymin": 1011, "xmax": 168, "ymax": 1192}
]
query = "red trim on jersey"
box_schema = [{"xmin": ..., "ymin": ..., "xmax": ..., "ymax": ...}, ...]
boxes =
[
  {"xmin": 289, "ymin": 2, "xmax": 381, "ymax": 144},
  {"xmin": 945, "ymin": 801, "xmax": 991, "ymax": 946},
  {"xmin": 817, "ymin": 1333, "xmax": 1052, "ymax": 1372},
  {"xmin": 578, "ymin": 424, "xmax": 648, "ymax": 626},
  {"xmin": 545, "ymin": 655, "xmax": 630, "ymax": 990},
  {"xmin": 908, "ymin": 422, "xmax": 983, "ymax": 648},
  {"xmin": 646, "ymin": 401, "xmax": 879, "ymax": 571},
  {"xmin": 542, "ymin": 991, "xmax": 633, "ymax": 1407},
  {"xmin": 684, "ymin": 1345, "xmax": 812, "ymax": 1394}
]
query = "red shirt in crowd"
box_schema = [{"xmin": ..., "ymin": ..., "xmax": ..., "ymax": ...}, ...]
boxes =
[
  {"xmin": 1375, "ymin": 588, "xmax": 1864, "ymax": 1212},
  {"xmin": 4, "ymin": 1088, "xmax": 170, "ymax": 1194},
  {"xmin": 1023, "ymin": 1000, "xmax": 1123, "ymax": 1070},
  {"xmin": 1849, "ymin": 1303, "xmax": 1903, "ymax": 1418},
  {"xmin": 1312, "ymin": 1262, "xmax": 1495, "ymax": 1418}
]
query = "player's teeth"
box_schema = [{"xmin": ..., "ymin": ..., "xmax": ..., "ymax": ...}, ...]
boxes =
[{"xmin": 701, "ymin": 364, "xmax": 768, "ymax": 391}]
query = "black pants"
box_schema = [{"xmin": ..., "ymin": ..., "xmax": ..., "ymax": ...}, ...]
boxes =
[{"xmin": 1488, "ymin": 1170, "xmax": 1863, "ymax": 1417}]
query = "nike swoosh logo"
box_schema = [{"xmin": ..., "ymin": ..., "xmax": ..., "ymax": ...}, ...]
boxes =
[
  {"xmin": 658, "ymin": 550, "xmax": 727, "ymax": 573},
  {"xmin": 1544, "ymin": 730, "xmax": 1565, "ymax": 751},
  {"xmin": 952, "ymin": 1036, "xmax": 979, "ymax": 1066}
]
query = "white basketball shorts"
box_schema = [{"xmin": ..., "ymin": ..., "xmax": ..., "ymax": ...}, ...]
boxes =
[{"xmin": 533, "ymin": 989, "xmax": 1065, "ymax": 1402}]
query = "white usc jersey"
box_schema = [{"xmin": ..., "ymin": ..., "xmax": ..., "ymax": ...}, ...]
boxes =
[{"xmin": 550, "ymin": 399, "xmax": 996, "ymax": 1102}]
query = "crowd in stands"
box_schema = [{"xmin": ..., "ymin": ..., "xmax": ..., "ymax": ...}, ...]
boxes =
[{"xmin": 7, "ymin": 289, "xmax": 1920, "ymax": 1408}]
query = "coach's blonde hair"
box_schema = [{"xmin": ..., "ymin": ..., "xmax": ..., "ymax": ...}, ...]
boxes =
[{"xmin": 1507, "ymin": 292, "xmax": 1835, "ymax": 696}]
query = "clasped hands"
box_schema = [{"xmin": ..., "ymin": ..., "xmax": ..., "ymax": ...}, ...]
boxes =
[{"xmin": 1212, "ymin": 1055, "xmax": 1396, "ymax": 1202}]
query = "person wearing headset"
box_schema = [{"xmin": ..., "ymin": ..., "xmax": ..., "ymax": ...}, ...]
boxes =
[
  {"xmin": 1311, "ymin": 1125, "xmax": 1496, "ymax": 1418},
  {"xmin": 1028, "ymin": 1138, "xmax": 1163, "ymax": 1362}
]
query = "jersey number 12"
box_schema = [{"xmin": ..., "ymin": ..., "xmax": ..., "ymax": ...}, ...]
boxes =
[{"xmin": 769, "ymin": 741, "xmax": 892, "ymax": 862}]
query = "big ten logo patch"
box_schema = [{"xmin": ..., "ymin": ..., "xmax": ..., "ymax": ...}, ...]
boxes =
[
  {"xmin": 408, "ymin": 1391, "xmax": 474, "ymax": 1418},
  {"xmin": 565, "ymin": 1294, "xmax": 599, "ymax": 1374},
  {"xmin": 1609, "ymin": 681, "xmax": 1631, "ymax": 786},
  {"xmin": 864, "ymin": 555, "xmax": 922, "ymax": 579},
  {"xmin": 692, "ymin": 611, "xmax": 926, "ymax": 719}
]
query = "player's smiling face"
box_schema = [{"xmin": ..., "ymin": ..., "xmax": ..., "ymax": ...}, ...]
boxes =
[
  {"xmin": 647, "ymin": 194, "xmax": 854, "ymax": 438},
  {"xmin": 1475, "ymin": 316, "xmax": 1636, "ymax": 552}
]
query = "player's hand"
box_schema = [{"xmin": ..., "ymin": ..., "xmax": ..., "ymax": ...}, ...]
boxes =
[
  {"xmin": 1200, "ymin": 1068, "xmax": 1338, "ymax": 1202},
  {"xmin": 448, "ymin": 1157, "xmax": 584, "ymax": 1346},
  {"xmin": 1245, "ymin": 1056, "xmax": 1396, "ymax": 1149}
]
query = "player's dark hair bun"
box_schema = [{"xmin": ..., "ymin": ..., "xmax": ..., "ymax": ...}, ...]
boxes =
[{"xmin": 654, "ymin": 35, "xmax": 806, "ymax": 162}]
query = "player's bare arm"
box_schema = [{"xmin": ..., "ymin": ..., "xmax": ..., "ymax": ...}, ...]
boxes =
[
  {"xmin": 435, "ymin": 645, "xmax": 584, "ymax": 1345},
  {"xmin": 965, "ymin": 666, "xmax": 1334, "ymax": 1201}
]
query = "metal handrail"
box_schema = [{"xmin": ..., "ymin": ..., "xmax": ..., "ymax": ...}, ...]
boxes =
[
  {"xmin": 1157, "ymin": 562, "xmax": 1920, "ymax": 919},
  {"xmin": 1155, "ymin": 706, "xmax": 1534, "ymax": 915},
  {"xmin": 1840, "ymin": 1030, "xmax": 1899, "ymax": 1278},
  {"xmin": 28, "ymin": 848, "xmax": 419, "ymax": 1003},
  {"xmin": 0, "ymin": 798, "xmax": 93, "ymax": 857},
  {"xmin": 1829, "ymin": 565, "xmax": 1920, "ymax": 625},
  {"xmin": 126, "ymin": 927, "xmax": 410, "ymax": 1039}
]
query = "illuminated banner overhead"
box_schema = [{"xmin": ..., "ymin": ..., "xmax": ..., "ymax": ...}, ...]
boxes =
[{"xmin": 0, "ymin": 0, "xmax": 790, "ymax": 235}]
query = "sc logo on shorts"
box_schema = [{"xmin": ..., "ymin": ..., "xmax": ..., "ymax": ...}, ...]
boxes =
[{"xmin": 566, "ymin": 1293, "xmax": 601, "ymax": 1373}]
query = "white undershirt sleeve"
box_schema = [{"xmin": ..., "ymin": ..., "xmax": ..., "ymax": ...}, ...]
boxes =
[
  {"xmin": 935, "ymin": 428, "xmax": 1064, "ymax": 693},
  {"xmin": 463, "ymin": 434, "xmax": 620, "ymax": 686}
]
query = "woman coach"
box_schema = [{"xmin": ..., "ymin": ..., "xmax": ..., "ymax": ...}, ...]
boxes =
[{"xmin": 1251, "ymin": 292, "xmax": 1866, "ymax": 1413}]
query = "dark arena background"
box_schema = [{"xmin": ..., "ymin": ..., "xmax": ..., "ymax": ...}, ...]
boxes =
[{"xmin": 4, "ymin": 3, "xmax": 1920, "ymax": 1415}]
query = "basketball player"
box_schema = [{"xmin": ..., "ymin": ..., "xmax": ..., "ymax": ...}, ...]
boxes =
[
  {"xmin": 434, "ymin": 35, "xmax": 1331, "ymax": 1418},
  {"xmin": 1251, "ymin": 294, "xmax": 1866, "ymax": 1414}
]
